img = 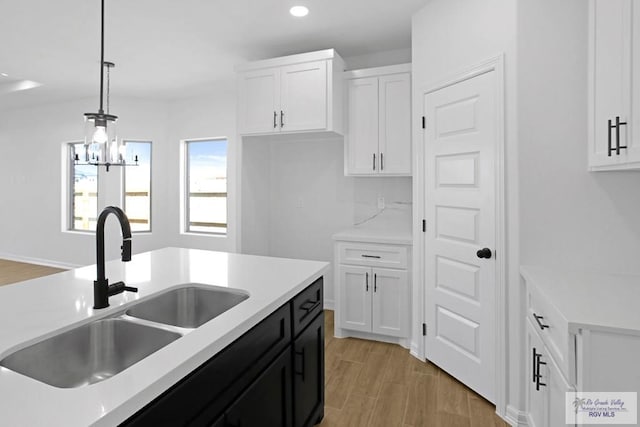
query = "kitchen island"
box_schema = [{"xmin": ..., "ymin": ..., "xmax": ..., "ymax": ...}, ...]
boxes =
[{"xmin": 0, "ymin": 247, "xmax": 328, "ymax": 426}]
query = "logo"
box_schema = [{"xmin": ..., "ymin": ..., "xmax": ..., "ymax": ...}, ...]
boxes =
[{"xmin": 566, "ymin": 392, "xmax": 637, "ymax": 424}]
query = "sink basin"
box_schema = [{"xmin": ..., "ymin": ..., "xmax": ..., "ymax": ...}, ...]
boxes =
[
  {"xmin": 0, "ymin": 318, "xmax": 181, "ymax": 388},
  {"xmin": 126, "ymin": 285, "xmax": 249, "ymax": 328}
]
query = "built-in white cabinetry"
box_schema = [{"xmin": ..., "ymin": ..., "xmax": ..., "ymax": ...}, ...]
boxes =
[
  {"xmin": 589, "ymin": 0, "xmax": 640, "ymax": 170},
  {"xmin": 334, "ymin": 240, "xmax": 411, "ymax": 344},
  {"xmin": 344, "ymin": 64, "xmax": 411, "ymax": 176},
  {"xmin": 521, "ymin": 267, "xmax": 640, "ymax": 427},
  {"xmin": 236, "ymin": 49, "xmax": 344, "ymax": 136}
]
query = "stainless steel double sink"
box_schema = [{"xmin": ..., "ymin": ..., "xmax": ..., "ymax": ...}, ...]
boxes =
[{"xmin": 0, "ymin": 284, "xmax": 249, "ymax": 388}]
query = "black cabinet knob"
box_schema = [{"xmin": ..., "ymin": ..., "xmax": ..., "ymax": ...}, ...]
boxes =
[{"xmin": 476, "ymin": 248, "xmax": 492, "ymax": 259}]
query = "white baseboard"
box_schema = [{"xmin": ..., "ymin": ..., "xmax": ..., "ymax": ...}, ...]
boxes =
[
  {"xmin": 0, "ymin": 252, "xmax": 81, "ymax": 270},
  {"xmin": 505, "ymin": 404, "xmax": 528, "ymax": 427},
  {"xmin": 324, "ymin": 298, "xmax": 334, "ymax": 311},
  {"xmin": 410, "ymin": 341, "xmax": 421, "ymax": 359},
  {"xmin": 333, "ymin": 327, "xmax": 410, "ymax": 349}
]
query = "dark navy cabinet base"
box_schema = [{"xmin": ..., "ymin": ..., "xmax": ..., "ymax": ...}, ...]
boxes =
[{"xmin": 122, "ymin": 277, "xmax": 324, "ymax": 427}]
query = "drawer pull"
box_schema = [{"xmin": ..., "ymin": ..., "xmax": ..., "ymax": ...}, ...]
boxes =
[
  {"xmin": 294, "ymin": 348, "xmax": 305, "ymax": 380},
  {"xmin": 300, "ymin": 299, "xmax": 321, "ymax": 313},
  {"xmin": 533, "ymin": 313, "xmax": 549, "ymax": 330},
  {"xmin": 365, "ymin": 272, "xmax": 369, "ymax": 292},
  {"xmin": 374, "ymin": 273, "xmax": 377, "ymax": 292},
  {"xmin": 361, "ymin": 254, "xmax": 381, "ymax": 259}
]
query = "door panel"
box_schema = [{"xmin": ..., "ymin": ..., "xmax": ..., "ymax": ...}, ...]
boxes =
[
  {"xmin": 371, "ymin": 268, "xmax": 409, "ymax": 338},
  {"xmin": 339, "ymin": 265, "xmax": 372, "ymax": 332},
  {"xmin": 293, "ymin": 313, "xmax": 325, "ymax": 427},
  {"xmin": 378, "ymin": 73, "xmax": 411, "ymax": 175},
  {"xmin": 424, "ymin": 70, "xmax": 496, "ymax": 402},
  {"xmin": 347, "ymin": 77, "xmax": 379, "ymax": 174},
  {"xmin": 280, "ymin": 61, "xmax": 327, "ymax": 132},
  {"xmin": 239, "ymin": 68, "xmax": 280, "ymax": 135}
]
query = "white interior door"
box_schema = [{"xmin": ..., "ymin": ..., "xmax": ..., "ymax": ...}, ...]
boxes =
[
  {"xmin": 424, "ymin": 70, "xmax": 497, "ymax": 402},
  {"xmin": 280, "ymin": 61, "xmax": 327, "ymax": 132},
  {"xmin": 338, "ymin": 265, "xmax": 372, "ymax": 333}
]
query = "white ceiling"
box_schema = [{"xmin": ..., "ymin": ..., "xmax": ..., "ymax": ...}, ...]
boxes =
[{"xmin": 0, "ymin": 0, "xmax": 426, "ymax": 109}]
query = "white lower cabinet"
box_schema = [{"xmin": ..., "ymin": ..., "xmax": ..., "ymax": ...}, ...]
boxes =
[
  {"xmin": 526, "ymin": 320, "xmax": 574, "ymax": 427},
  {"xmin": 335, "ymin": 241, "xmax": 411, "ymax": 343}
]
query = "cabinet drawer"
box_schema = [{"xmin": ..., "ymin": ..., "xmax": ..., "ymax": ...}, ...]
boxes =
[
  {"xmin": 526, "ymin": 283, "xmax": 575, "ymax": 384},
  {"xmin": 338, "ymin": 243, "xmax": 408, "ymax": 269},
  {"xmin": 292, "ymin": 278, "xmax": 323, "ymax": 338}
]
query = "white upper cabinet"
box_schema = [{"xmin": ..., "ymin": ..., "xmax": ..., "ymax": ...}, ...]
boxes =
[
  {"xmin": 345, "ymin": 64, "xmax": 411, "ymax": 176},
  {"xmin": 589, "ymin": 0, "xmax": 640, "ymax": 170},
  {"xmin": 236, "ymin": 49, "xmax": 344, "ymax": 136}
]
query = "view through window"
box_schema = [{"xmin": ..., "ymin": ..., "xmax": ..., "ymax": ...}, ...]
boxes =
[
  {"xmin": 123, "ymin": 141, "xmax": 152, "ymax": 232},
  {"xmin": 69, "ymin": 142, "xmax": 98, "ymax": 231},
  {"xmin": 185, "ymin": 139, "xmax": 228, "ymax": 234}
]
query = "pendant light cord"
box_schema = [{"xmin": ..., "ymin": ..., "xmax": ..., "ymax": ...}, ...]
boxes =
[{"xmin": 98, "ymin": 0, "xmax": 105, "ymax": 114}]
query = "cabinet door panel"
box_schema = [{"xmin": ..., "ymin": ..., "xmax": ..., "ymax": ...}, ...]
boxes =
[
  {"xmin": 371, "ymin": 268, "xmax": 409, "ymax": 337},
  {"xmin": 547, "ymin": 353, "xmax": 574, "ymax": 427},
  {"xmin": 239, "ymin": 68, "xmax": 280, "ymax": 135},
  {"xmin": 280, "ymin": 61, "xmax": 328, "ymax": 132},
  {"xmin": 378, "ymin": 73, "xmax": 411, "ymax": 175},
  {"xmin": 293, "ymin": 312, "xmax": 325, "ymax": 427},
  {"xmin": 346, "ymin": 77, "xmax": 379, "ymax": 175},
  {"xmin": 590, "ymin": 0, "xmax": 633, "ymax": 168},
  {"xmin": 339, "ymin": 265, "xmax": 372, "ymax": 332},
  {"xmin": 225, "ymin": 348, "xmax": 293, "ymax": 427}
]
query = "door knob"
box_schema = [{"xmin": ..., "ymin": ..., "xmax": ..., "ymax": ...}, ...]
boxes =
[{"xmin": 476, "ymin": 248, "xmax": 492, "ymax": 259}]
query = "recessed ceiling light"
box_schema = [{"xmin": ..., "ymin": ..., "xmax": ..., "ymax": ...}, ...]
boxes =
[
  {"xmin": 290, "ymin": 6, "xmax": 309, "ymax": 17},
  {"xmin": 0, "ymin": 73, "xmax": 8, "ymax": 77}
]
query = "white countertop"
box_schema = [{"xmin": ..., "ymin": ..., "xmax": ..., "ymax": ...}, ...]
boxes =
[
  {"xmin": 520, "ymin": 265, "xmax": 640, "ymax": 335},
  {"xmin": 0, "ymin": 247, "xmax": 328, "ymax": 426},
  {"xmin": 332, "ymin": 206, "xmax": 413, "ymax": 245}
]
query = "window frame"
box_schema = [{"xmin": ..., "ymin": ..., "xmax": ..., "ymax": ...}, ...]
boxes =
[
  {"xmin": 183, "ymin": 137, "xmax": 229, "ymax": 236},
  {"xmin": 66, "ymin": 141, "xmax": 99, "ymax": 233},
  {"xmin": 122, "ymin": 140, "xmax": 153, "ymax": 233}
]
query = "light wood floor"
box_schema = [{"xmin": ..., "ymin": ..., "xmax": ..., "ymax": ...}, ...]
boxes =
[
  {"xmin": 0, "ymin": 259, "xmax": 65, "ymax": 287},
  {"xmin": 321, "ymin": 310, "xmax": 509, "ymax": 427},
  {"xmin": 0, "ymin": 260, "xmax": 508, "ymax": 427}
]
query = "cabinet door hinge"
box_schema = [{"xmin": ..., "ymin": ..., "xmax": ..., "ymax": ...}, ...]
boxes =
[
  {"xmin": 422, "ymin": 323, "xmax": 427, "ymax": 336},
  {"xmin": 422, "ymin": 116, "xmax": 426, "ymax": 129},
  {"xmin": 422, "ymin": 219, "xmax": 426, "ymax": 232}
]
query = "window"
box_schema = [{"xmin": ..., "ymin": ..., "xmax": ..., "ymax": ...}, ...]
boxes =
[
  {"xmin": 185, "ymin": 138, "xmax": 228, "ymax": 234},
  {"xmin": 123, "ymin": 141, "xmax": 152, "ymax": 232},
  {"xmin": 68, "ymin": 142, "xmax": 98, "ymax": 231}
]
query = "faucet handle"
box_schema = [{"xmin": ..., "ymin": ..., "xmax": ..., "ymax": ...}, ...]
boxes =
[
  {"xmin": 107, "ymin": 281, "xmax": 138, "ymax": 296},
  {"xmin": 121, "ymin": 239, "xmax": 132, "ymax": 262}
]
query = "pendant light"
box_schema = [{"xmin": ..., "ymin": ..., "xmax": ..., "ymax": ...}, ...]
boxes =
[{"xmin": 80, "ymin": 0, "xmax": 137, "ymax": 172}]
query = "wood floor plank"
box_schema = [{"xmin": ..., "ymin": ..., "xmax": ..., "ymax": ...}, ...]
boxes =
[
  {"xmin": 325, "ymin": 359, "xmax": 363, "ymax": 410},
  {"xmin": 340, "ymin": 338, "xmax": 374, "ymax": 364},
  {"xmin": 382, "ymin": 344, "xmax": 413, "ymax": 385},
  {"xmin": 351, "ymin": 351, "xmax": 389, "ymax": 399},
  {"xmin": 468, "ymin": 394, "xmax": 509, "ymax": 427},
  {"xmin": 335, "ymin": 393, "xmax": 377, "ymax": 427},
  {"xmin": 0, "ymin": 259, "xmax": 65, "ymax": 287},
  {"xmin": 369, "ymin": 381, "xmax": 409, "ymax": 427},
  {"xmin": 403, "ymin": 374, "xmax": 438, "ymax": 426},
  {"xmin": 437, "ymin": 372, "xmax": 470, "ymax": 417}
]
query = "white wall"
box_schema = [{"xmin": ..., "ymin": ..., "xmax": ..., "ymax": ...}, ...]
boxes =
[
  {"xmin": 0, "ymin": 97, "xmax": 171, "ymax": 267},
  {"xmin": 519, "ymin": 0, "xmax": 640, "ymax": 274},
  {"xmin": 240, "ymin": 136, "xmax": 412, "ymax": 306},
  {"xmin": 411, "ymin": 0, "xmax": 519, "ymax": 418}
]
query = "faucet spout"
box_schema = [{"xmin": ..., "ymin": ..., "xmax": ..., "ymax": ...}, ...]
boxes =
[{"xmin": 94, "ymin": 206, "xmax": 136, "ymax": 309}]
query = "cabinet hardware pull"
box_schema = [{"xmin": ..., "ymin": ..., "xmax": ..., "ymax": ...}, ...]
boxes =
[
  {"xmin": 361, "ymin": 254, "xmax": 381, "ymax": 259},
  {"xmin": 532, "ymin": 347, "xmax": 537, "ymax": 383},
  {"xmin": 274, "ymin": 111, "xmax": 277, "ymax": 128},
  {"xmin": 535, "ymin": 353, "xmax": 547, "ymax": 391},
  {"xmin": 380, "ymin": 152, "xmax": 384, "ymax": 171},
  {"xmin": 365, "ymin": 272, "xmax": 369, "ymax": 291},
  {"xmin": 374, "ymin": 273, "xmax": 377, "ymax": 292},
  {"xmin": 533, "ymin": 313, "xmax": 549, "ymax": 330},
  {"xmin": 280, "ymin": 110, "xmax": 284, "ymax": 128},
  {"xmin": 608, "ymin": 116, "xmax": 628, "ymax": 156},
  {"xmin": 373, "ymin": 153, "xmax": 376, "ymax": 170},
  {"xmin": 300, "ymin": 299, "xmax": 321, "ymax": 313},
  {"xmin": 294, "ymin": 348, "xmax": 305, "ymax": 380}
]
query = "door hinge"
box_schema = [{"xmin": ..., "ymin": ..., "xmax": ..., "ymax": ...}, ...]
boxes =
[
  {"xmin": 422, "ymin": 219, "xmax": 426, "ymax": 232},
  {"xmin": 422, "ymin": 116, "xmax": 426, "ymax": 129},
  {"xmin": 422, "ymin": 323, "xmax": 427, "ymax": 336}
]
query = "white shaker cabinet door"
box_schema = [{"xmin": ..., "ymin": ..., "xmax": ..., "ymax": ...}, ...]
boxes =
[
  {"xmin": 371, "ymin": 268, "xmax": 409, "ymax": 338},
  {"xmin": 378, "ymin": 73, "xmax": 411, "ymax": 175},
  {"xmin": 238, "ymin": 68, "xmax": 280, "ymax": 135},
  {"xmin": 280, "ymin": 61, "xmax": 328, "ymax": 133},
  {"xmin": 338, "ymin": 265, "xmax": 372, "ymax": 333},
  {"xmin": 346, "ymin": 77, "xmax": 379, "ymax": 174}
]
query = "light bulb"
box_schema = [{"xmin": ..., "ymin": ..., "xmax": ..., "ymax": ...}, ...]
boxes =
[
  {"xmin": 289, "ymin": 6, "xmax": 309, "ymax": 17},
  {"xmin": 92, "ymin": 125, "xmax": 108, "ymax": 144}
]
